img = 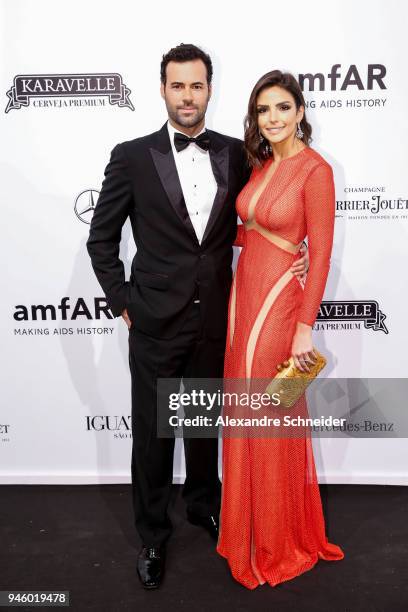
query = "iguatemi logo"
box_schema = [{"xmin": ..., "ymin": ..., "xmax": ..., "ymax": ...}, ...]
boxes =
[
  {"xmin": 86, "ymin": 415, "xmax": 132, "ymax": 440},
  {"xmin": 1, "ymin": 424, "xmax": 10, "ymax": 443},
  {"xmin": 5, "ymin": 73, "xmax": 134, "ymax": 112},
  {"xmin": 314, "ymin": 300, "xmax": 388, "ymax": 334}
]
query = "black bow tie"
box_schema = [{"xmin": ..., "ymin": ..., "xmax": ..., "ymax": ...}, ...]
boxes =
[{"xmin": 174, "ymin": 131, "xmax": 210, "ymax": 153}]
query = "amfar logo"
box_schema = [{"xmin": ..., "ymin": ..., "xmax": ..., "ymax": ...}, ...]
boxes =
[
  {"xmin": 5, "ymin": 73, "xmax": 135, "ymax": 112},
  {"xmin": 13, "ymin": 297, "xmax": 113, "ymax": 321},
  {"xmin": 75, "ymin": 190, "xmax": 100, "ymax": 224},
  {"xmin": 316, "ymin": 301, "xmax": 388, "ymax": 334},
  {"xmin": 298, "ymin": 64, "xmax": 386, "ymax": 92}
]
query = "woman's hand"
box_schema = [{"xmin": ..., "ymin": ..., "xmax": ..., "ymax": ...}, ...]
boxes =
[
  {"xmin": 290, "ymin": 243, "xmax": 309, "ymax": 280},
  {"xmin": 291, "ymin": 322, "xmax": 316, "ymax": 372}
]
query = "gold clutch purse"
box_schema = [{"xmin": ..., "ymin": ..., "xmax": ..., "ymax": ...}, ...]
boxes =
[{"xmin": 265, "ymin": 348, "xmax": 327, "ymax": 409}]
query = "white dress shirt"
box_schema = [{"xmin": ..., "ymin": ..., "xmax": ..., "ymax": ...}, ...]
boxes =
[{"xmin": 167, "ymin": 121, "xmax": 218, "ymax": 244}]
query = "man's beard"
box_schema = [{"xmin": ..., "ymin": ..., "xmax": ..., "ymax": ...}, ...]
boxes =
[{"xmin": 167, "ymin": 104, "xmax": 207, "ymax": 129}]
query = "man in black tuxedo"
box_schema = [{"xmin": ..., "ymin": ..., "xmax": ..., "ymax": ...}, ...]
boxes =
[{"xmin": 87, "ymin": 43, "xmax": 307, "ymax": 589}]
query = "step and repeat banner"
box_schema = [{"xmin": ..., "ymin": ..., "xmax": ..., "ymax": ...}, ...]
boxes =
[{"xmin": 1, "ymin": 0, "xmax": 407, "ymax": 484}]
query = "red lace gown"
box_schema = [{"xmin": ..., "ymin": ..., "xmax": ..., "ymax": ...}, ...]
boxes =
[{"xmin": 216, "ymin": 147, "xmax": 344, "ymax": 589}]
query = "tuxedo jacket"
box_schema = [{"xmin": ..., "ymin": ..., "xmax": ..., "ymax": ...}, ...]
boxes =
[{"xmin": 87, "ymin": 123, "xmax": 250, "ymax": 340}]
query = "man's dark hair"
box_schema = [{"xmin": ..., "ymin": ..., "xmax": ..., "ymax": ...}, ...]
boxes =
[{"xmin": 160, "ymin": 43, "xmax": 213, "ymax": 86}]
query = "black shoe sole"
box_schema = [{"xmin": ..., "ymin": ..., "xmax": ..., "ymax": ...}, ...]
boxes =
[
  {"xmin": 137, "ymin": 571, "xmax": 163, "ymax": 590},
  {"xmin": 142, "ymin": 582, "xmax": 161, "ymax": 590}
]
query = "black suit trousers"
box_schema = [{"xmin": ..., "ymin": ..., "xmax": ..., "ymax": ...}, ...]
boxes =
[{"xmin": 128, "ymin": 301, "xmax": 225, "ymax": 547}]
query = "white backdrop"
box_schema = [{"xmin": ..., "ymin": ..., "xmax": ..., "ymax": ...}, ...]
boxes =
[{"xmin": 1, "ymin": 0, "xmax": 407, "ymax": 485}]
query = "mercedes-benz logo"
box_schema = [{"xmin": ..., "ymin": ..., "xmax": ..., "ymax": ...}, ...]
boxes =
[{"xmin": 74, "ymin": 189, "xmax": 100, "ymax": 224}]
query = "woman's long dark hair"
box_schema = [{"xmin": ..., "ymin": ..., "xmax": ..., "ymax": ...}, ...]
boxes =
[{"xmin": 244, "ymin": 70, "xmax": 312, "ymax": 168}]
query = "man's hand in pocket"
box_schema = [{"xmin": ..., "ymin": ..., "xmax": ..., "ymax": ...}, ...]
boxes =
[{"xmin": 122, "ymin": 308, "xmax": 132, "ymax": 329}]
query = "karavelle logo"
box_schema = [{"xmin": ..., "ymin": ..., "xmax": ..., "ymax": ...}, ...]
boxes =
[
  {"xmin": 5, "ymin": 73, "xmax": 135, "ymax": 112},
  {"xmin": 316, "ymin": 301, "xmax": 388, "ymax": 334}
]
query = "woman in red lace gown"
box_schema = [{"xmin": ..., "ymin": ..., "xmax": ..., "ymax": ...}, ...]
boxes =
[{"xmin": 216, "ymin": 71, "xmax": 344, "ymax": 589}]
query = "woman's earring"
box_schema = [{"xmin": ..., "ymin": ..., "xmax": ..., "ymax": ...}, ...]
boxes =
[
  {"xmin": 296, "ymin": 122, "xmax": 304, "ymax": 139},
  {"xmin": 259, "ymin": 130, "xmax": 271, "ymax": 155}
]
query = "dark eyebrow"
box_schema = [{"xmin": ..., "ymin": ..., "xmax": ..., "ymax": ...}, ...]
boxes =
[
  {"xmin": 256, "ymin": 100, "xmax": 293, "ymax": 108},
  {"xmin": 169, "ymin": 81, "xmax": 205, "ymax": 86}
]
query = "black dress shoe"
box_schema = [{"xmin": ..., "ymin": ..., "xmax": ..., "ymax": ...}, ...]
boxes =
[
  {"xmin": 137, "ymin": 545, "xmax": 165, "ymax": 589},
  {"xmin": 187, "ymin": 512, "xmax": 219, "ymax": 542}
]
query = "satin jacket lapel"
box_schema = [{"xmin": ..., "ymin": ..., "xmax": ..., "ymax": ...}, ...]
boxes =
[
  {"xmin": 202, "ymin": 139, "xmax": 229, "ymax": 243},
  {"xmin": 149, "ymin": 125, "xmax": 198, "ymax": 243}
]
